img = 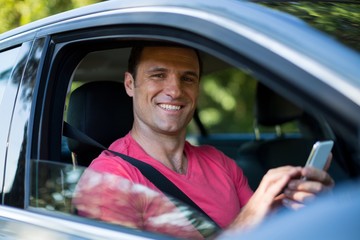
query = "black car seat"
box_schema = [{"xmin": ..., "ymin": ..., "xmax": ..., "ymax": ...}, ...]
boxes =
[
  {"xmin": 236, "ymin": 83, "xmax": 319, "ymax": 190},
  {"xmin": 66, "ymin": 81, "xmax": 133, "ymax": 167}
]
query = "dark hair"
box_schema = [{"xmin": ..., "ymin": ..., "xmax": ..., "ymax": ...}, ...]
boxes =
[{"xmin": 127, "ymin": 44, "xmax": 203, "ymax": 80}]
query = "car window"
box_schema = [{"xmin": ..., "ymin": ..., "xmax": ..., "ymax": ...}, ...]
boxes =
[
  {"xmin": 30, "ymin": 160, "xmax": 84, "ymax": 213},
  {"xmin": 31, "ymin": 20, "xmax": 355, "ymax": 238},
  {"xmin": 34, "ymin": 41, "xmax": 347, "ymax": 238},
  {"xmin": 0, "ymin": 47, "xmax": 21, "ymax": 105},
  {"xmin": 0, "ymin": 46, "xmax": 22, "ymax": 195},
  {"xmin": 30, "ymin": 159, "xmax": 219, "ymax": 239}
]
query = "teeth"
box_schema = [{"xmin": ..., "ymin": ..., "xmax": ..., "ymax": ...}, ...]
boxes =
[{"xmin": 159, "ymin": 104, "xmax": 181, "ymax": 111}]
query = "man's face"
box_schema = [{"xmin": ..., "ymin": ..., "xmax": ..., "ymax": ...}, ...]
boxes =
[{"xmin": 124, "ymin": 46, "xmax": 200, "ymax": 136}]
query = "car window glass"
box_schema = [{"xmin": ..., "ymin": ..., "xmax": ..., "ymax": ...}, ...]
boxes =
[
  {"xmin": 0, "ymin": 47, "xmax": 21, "ymax": 105},
  {"xmin": 30, "ymin": 160, "xmax": 84, "ymax": 213},
  {"xmin": 0, "ymin": 46, "xmax": 22, "ymax": 195},
  {"xmin": 30, "ymin": 160, "xmax": 219, "ymax": 239}
]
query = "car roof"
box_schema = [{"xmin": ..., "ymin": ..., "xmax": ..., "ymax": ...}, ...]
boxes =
[{"xmin": 0, "ymin": 0, "xmax": 296, "ymax": 40}]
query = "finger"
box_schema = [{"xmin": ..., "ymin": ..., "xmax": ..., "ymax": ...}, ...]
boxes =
[
  {"xmin": 267, "ymin": 165, "xmax": 302, "ymax": 176},
  {"xmin": 261, "ymin": 166, "xmax": 302, "ymax": 186},
  {"xmin": 272, "ymin": 193, "xmax": 286, "ymax": 209},
  {"xmin": 282, "ymin": 198, "xmax": 305, "ymax": 210},
  {"xmin": 255, "ymin": 167, "xmax": 302, "ymax": 207},
  {"xmin": 257, "ymin": 167, "xmax": 301, "ymax": 195},
  {"xmin": 283, "ymin": 188, "xmax": 316, "ymax": 203},
  {"xmin": 255, "ymin": 175, "xmax": 290, "ymax": 206},
  {"xmin": 301, "ymin": 167, "xmax": 334, "ymax": 186},
  {"xmin": 287, "ymin": 176, "xmax": 335, "ymax": 192}
]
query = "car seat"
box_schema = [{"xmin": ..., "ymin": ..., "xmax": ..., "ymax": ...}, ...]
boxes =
[
  {"xmin": 66, "ymin": 81, "xmax": 133, "ymax": 167},
  {"xmin": 236, "ymin": 83, "xmax": 318, "ymax": 190}
]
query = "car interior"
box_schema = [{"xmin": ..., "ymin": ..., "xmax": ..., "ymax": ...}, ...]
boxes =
[
  {"xmin": 236, "ymin": 82, "xmax": 348, "ymax": 190},
  {"xmin": 66, "ymin": 80, "xmax": 133, "ymax": 167}
]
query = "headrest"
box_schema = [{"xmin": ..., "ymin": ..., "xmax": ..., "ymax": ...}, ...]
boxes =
[
  {"xmin": 255, "ymin": 83, "xmax": 303, "ymax": 126},
  {"xmin": 67, "ymin": 81, "xmax": 133, "ymax": 165}
]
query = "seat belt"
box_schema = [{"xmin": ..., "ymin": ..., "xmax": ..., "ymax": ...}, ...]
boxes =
[{"xmin": 63, "ymin": 121, "xmax": 220, "ymax": 229}]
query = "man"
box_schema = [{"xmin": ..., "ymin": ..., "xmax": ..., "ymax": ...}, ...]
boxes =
[{"xmin": 74, "ymin": 45, "xmax": 334, "ymax": 238}]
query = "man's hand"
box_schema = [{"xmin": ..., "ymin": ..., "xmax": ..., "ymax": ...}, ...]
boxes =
[
  {"xmin": 282, "ymin": 164, "xmax": 334, "ymax": 209},
  {"xmin": 282, "ymin": 153, "xmax": 334, "ymax": 209},
  {"xmin": 230, "ymin": 166, "xmax": 302, "ymax": 231},
  {"xmin": 230, "ymin": 154, "xmax": 334, "ymax": 231}
]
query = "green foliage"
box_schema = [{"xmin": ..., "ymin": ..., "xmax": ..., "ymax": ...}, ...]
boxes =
[
  {"xmin": 0, "ymin": 0, "xmax": 101, "ymax": 33},
  {"xmin": 265, "ymin": 2, "xmax": 360, "ymax": 52},
  {"xmin": 197, "ymin": 2, "xmax": 360, "ymax": 134},
  {"xmin": 197, "ymin": 68, "xmax": 257, "ymax": 133}
]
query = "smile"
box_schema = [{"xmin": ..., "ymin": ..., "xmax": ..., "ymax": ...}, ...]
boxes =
[{"xmin": 158, "ymin": 104, "xmax": 182, "ymax": 111}]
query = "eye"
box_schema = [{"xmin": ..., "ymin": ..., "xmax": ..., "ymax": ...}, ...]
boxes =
[
  {"xmin": 151, "ymin": 73, "xmax": 166, "ymax": 79},
  {"xmin": 182, "ymin": 76, "xmax": 197, "ymax": 83}
]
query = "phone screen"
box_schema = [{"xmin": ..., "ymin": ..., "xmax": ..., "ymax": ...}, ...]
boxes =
[{"xmin": 305, "ymin": 140, "xmax": 334, "ymax": 170}]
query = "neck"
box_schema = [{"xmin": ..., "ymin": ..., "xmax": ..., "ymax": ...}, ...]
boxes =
[{"xmin": 130, "ymin": 125, "xmax": 187, "ymax": 174}]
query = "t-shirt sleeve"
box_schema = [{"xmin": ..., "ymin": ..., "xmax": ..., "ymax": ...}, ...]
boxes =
[
  {"xmin": 88, "ymin": 151, "xmax": 144, "ymax": 182},
  {"xmin": 233, "ymin": 163, "xmax": 253, "ymax": 206}
]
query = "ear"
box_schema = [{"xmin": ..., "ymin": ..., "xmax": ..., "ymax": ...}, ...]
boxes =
[{"xmin": 124, "ymin": 72, "xmax": 135, "ymax": 97}]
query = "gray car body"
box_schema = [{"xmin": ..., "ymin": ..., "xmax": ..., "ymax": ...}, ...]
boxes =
[{"xmin": 0, "ymin": 0, "xmax": 360, "ymax": 239}]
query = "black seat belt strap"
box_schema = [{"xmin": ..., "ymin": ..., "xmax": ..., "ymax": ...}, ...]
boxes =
[{"xmin": 63, "ymin": 121, "xmax": 220, "ymax": 228}]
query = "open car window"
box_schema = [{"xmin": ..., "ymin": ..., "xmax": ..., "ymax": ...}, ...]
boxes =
[{"xmin": 29, "ymin": 15, "xmax": 356, "ymax": 236}]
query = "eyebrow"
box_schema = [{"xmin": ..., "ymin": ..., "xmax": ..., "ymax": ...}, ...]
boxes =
[
  {"xmin": 146, "ymin": 67, "xmax": 168, "ymax": 73},
  {"xmin": 146, "ymin": 67, "xmax": 199, "ymax": 79}
]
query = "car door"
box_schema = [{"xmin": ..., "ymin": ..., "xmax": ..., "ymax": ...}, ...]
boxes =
[{"xmin": 1, "ymin": 1, "xmax": 359, "ymax": 239}]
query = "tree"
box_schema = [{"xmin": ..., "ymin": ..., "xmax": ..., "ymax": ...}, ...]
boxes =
[
  {"xmin": 264, "ymin": 2, "xmax": 360, "ymax": 52},
  {"xmin": 0, "ymin": 0, "xmax": 102, "ymax": 33}
]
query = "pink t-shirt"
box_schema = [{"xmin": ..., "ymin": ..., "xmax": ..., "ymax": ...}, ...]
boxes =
[{"xmin": 85, "ymin": 133, "xmax": 253, "ymax": 229}]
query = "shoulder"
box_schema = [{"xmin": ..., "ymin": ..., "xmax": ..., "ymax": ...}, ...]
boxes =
[
  {"xmin": 87, "ymin": 133, "xmax": 143, "ymax": 181},
  {"xmin": 185, "ymin": 141, "xmax": 246, "ymax": 177},
  {"xmin": 107, "ymin": 133, "xmax": 133, "ymax": 154},
  {"xmin": 87, "ymin": 133, "xmax": 160, "ymax": 186},
  {"xmin": 185, "ymin": 141, "xmax": 240, "ymax": 173},
  {"xmin": 89, "ymin": 152, "xmax": 135, "ymax": 178},
  {"xmin": 185, "ymin": 141, "xmax": 231, "ymax": 161}
]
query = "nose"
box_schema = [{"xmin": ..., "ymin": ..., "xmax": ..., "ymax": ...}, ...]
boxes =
[{"xmin": 164, "ymin": 74, "xmax": 182, "ymax": 98}]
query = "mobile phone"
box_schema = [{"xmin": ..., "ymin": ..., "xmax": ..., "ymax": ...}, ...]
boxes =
[{"xmin": 305, "ymin": 140, "xmax": 334, "ymax": 170}]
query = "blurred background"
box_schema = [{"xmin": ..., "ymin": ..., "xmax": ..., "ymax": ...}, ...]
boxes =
[{"xmin": 0, "ymin": 0, "xmax": 103, "ymax": 33}]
